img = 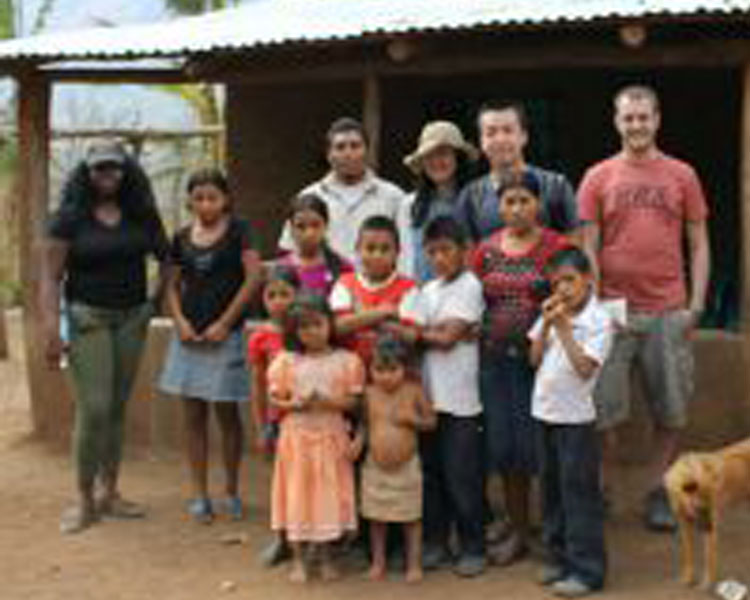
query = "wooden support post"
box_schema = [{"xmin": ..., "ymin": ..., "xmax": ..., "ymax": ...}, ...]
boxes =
[
  {"xmin": 17, "ymin": 71, "xmax": 66, "ymax": 443},
  {"xmin": 362, "ymin": 68, "xmax": 382, "ymax": 170},
  {"xmin": 741, "ymin": 62, "xmax": 750, "ymax": 333},
  {"xmin": 0, "ymin": 306, "xmax": 7, "ymax": 359},
  {"xmin": 740, "ymin": 62, "xmax": 750, "ymax": 433}
]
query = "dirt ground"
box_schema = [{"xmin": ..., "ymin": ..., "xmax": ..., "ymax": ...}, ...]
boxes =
[{"xmin": 1, "ymin": 311, "xmax": 748, "ymax": 600}]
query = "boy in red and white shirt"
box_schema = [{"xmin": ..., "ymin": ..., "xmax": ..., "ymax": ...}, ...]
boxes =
[{"xmin": 329, "ymin": 215, "xmax": 419, "ymax": 366}]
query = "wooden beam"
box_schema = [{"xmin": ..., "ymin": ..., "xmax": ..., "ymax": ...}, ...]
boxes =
[
  {"xmin": 4, "ymin": 35, "xmax": 750, "ymax": 88},
  {"xmin": 40, "ymin": 68, "xmax": 191, "ymax": 84},
  {"xmin": 362, "ymin": 68, "xmax": 381, "ymax": 170},
  {"xmin": 0, "ymin": 307, "xmax": 7, "ymax": 360},
  {"xmin": 1, "ymin": 126, "xmax": 225, "ymax": 142},
  {"xmin": 16, "ymin": 71, "xmax": 65, "ymax": 443},
  {"xmin": 741, "ymin": 62, "xmax": 750, "ymax": 333},
  {"xmin": 50, "ymin": 126, "xmax": 224, "ymax": 139},
  {"xmin": 211, "ymin": 38, "xmax": 750, "ymax": 87}
]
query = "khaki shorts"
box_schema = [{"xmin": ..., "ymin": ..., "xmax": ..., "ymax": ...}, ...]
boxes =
[{"xmin": 594, "ymin": 310, "xmax": 694, "ymax": 430}]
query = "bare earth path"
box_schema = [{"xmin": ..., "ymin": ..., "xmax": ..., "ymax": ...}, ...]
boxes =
[{"xmin": 1, "ymin": 310, "xmax": 748, "ymax": 600}]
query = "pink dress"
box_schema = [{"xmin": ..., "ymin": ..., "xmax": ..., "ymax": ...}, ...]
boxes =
[{"xmin": 268, "ymin": 349, "xmax": 365, "ymax": 542}]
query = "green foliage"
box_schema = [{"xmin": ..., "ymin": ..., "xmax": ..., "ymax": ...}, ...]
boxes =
[
  {"xmin": 0, "ymin": 138, "xmax": 17, "ymax": 177},
  {"xmin": 165, "ymin": 0, "xmax": 239, "ymax": 16},
  {"xmin": 0, "ymin": 279, "xmax": 21, "ymax": 306},
  {"xmin": 0, "ymin": 0, "xmax": 14, "ymax": 39}
]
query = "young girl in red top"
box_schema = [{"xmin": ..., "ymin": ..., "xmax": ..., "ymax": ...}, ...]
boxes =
[
  {"xmin": 247, "ymin": 265, "xmax": 301, "ymax": 453},
  {"xmin": 247, "ymin": 264, "xmax": 300, "ymax": 566}
]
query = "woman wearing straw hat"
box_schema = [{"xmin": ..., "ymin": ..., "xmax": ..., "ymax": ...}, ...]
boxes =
[{"xmin": 402, "ymin": 121, "xmax": 478, "ymax": 282}]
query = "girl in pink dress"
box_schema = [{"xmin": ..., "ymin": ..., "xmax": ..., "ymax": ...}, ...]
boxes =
[
  {"xmin": 268, "ymin": 294, "xmax": 365, "ymax": 582},
  {"xmin": 276, "ymin": 193, "xmax": 353, "ymax": 298}
]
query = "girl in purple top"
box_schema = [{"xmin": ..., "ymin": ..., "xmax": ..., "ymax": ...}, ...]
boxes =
[{"xmin": 277, "ymin": 193, "xmax": 352, "ymax": 297}]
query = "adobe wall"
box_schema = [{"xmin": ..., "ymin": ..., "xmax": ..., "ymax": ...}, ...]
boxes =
[
  {"xmin": 11, "ymin": 305, "xmax": 747, "ymax": 459},
  {"xmin": 131, "ymin": 328, "xmax": 750, "ymax": 457}
]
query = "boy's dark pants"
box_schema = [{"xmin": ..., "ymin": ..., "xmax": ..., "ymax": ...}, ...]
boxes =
[
  {"xmin": 421, "ymin": 413, "xmax": 485, "ymax": 558},
  {"xmin": 539, "ymin": 421, "xmax": 606, "ymax": 589}
]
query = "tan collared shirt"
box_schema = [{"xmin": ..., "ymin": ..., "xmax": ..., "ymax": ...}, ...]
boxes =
[{"xmin": 279, "ymin": 170, "xmax": 410, "ymax": 273}]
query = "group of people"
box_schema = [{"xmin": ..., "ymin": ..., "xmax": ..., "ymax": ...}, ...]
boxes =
[{"xmin": 40, "ymin": 83, "xmax": 710, "ymax": 598}]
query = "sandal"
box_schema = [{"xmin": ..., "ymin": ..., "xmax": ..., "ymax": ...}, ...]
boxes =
[
  {"xmin": 487, "ymin": 529, "xmax": 527, "ymax": 566},
  {"xmin": 60, "ymin": 504, "xmax": 97, "ymax": 534},
  {"xmin": 223, "ymin": 496, "xmax": 243, "ymax": 521},
  {"xmin": 98, "ymin": 495, "xmax": 147, "ymax": 520},
  {"xmin": 187, "ymin": 497, "xmax": 213, "ymax": 525},
  {"xmin": 259, "ymin": 536, "xmax": 291, "ymax": 567}
]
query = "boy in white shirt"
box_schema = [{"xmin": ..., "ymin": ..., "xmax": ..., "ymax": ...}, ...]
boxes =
[
  {"xmin": 529, "ymin": 247, "xmax": 614, "ymax": 598},
  {"xmin": 413, "ymin": 215, "xmax": 486, "ymax": 577}
]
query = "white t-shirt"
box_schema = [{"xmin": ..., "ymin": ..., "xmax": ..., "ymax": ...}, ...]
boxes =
[
  {"xmin": 528, "ymin": 295, "xmax": 614, "ymax": 424},
  {"xmin": 412, "ymin": 270, "xmax": 484, "ymax": 417}
]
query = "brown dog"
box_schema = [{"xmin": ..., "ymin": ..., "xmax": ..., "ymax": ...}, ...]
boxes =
[{"xmin": 664, "ymin": 437, "xmax": 750, "ymax": 588}]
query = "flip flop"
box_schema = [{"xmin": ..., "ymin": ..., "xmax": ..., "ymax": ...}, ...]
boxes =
[
  {"xmin": 99, "ymin": 496, "xmax": 147, "ymax": 519},
  {"xmin": 223, "ymin": 496, "xmax": 243, "ymax": 521},
  {"xmin": 187, "ymin": 497, "xmax": 213, "ymax": 525},
  {"xmin": 59, "ymin": 504, "xmax": 97, "ymax": 534}
]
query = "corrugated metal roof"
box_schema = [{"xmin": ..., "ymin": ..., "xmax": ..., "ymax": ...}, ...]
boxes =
[{"xmin": 0, "ymin": 0, "xmax": 749, "ymax": 62}]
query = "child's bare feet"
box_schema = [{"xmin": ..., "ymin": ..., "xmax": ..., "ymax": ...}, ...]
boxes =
[
  {"xmin": 405, "ymin": 567, "xmax": 423, "ymax": 584},
  {"xmin": 289, "ymin": 561, "xmax": 308, "ymax": 583},
  {"xmin": 320, "ymin": 560, "xmax": 340, "ymax": 582},
  {"xmin": 367, "ymin": 563, "xmax": 386, "ymax": 581}
]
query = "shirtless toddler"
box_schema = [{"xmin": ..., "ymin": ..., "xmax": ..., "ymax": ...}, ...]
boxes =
[{"xmin": 353, "ymin": 336, "xmax": 435, "ymax": 582}]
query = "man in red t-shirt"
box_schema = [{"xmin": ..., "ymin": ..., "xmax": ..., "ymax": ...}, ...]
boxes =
[{"xmin": 578, "ymin": 85, "xmax": 710, "ymax": 532}]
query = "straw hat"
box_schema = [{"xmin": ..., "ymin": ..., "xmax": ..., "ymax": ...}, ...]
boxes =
[{"xmin": 403, "ymin": 121, "xmax": 478, "ymax": 174}]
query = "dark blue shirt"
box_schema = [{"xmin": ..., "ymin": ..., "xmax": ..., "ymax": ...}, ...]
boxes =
[{"xmin": 456, "ymin": 165, "xmax": 579, "ymax": 242}]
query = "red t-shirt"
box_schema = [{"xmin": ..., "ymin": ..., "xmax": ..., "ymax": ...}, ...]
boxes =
[
  {"xmin": 578, "ymin": 152, "xmax": 708, "ymax": 312},
  {"xmin": 329, "ymin": 272, "xmax": 418, "ymax": 364},
  {"xmin": 247, "ymin": 323, "xmax": 284, "ymax": 424}
]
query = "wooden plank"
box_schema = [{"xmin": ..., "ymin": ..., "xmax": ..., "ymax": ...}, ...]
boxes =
[
  {"xmin": 16, "ymin": 71, "xmax": 69, "ymax": 444},
  {"xmin": 0, "ymin": 126, "xmax": 225, "ymax": 143},
  {"xmin": 362, "ymin": 68, "xmax": 381, "ymax": 170},
  {"xmin": 3, "ymin": 36, "xmax": 749, "ymax": 88},
  {"xmin": 208, "ymin": 38, "xmax": 750, "ymax": 86},
  {"xmin": 36, "ymin": 67, "xmax": 190, "ymax": 84},
  {"xmin": 741, "ymin": 62, "xmax": 750, "ymax": 333},
  {"xmin": 0, "ymin": 306, "xmax": 7, "ymax": 360},
  {"xmin": 50, "ymin": 126, "xmax": 224, "ymax": 139},
  {"xmin": 740, "ymin": 62, "xmax": 750, "ymax": 431}
]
